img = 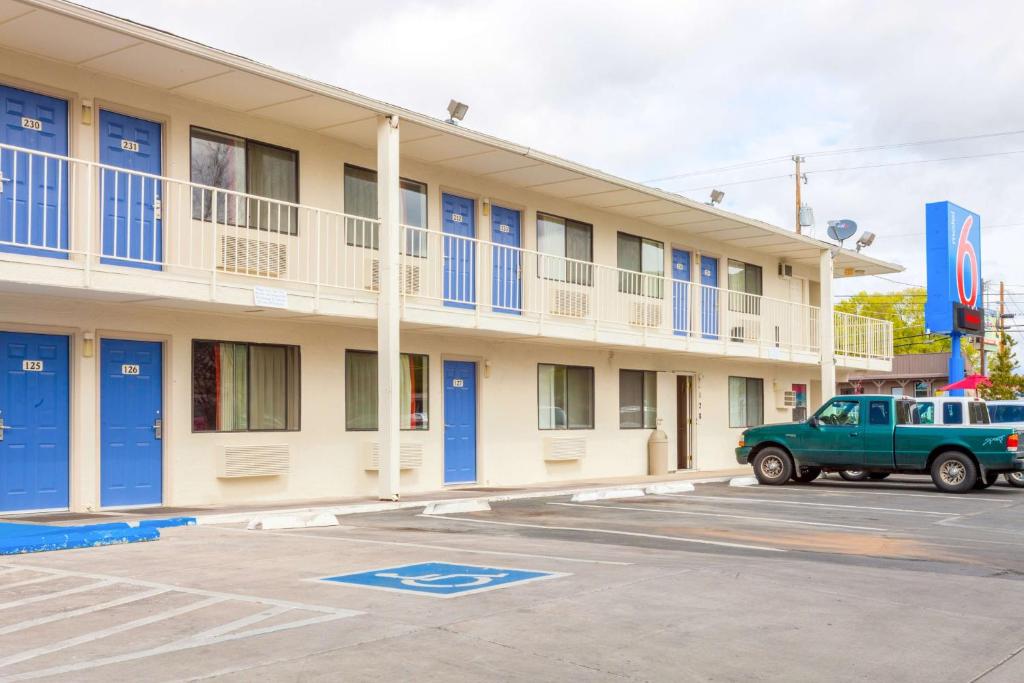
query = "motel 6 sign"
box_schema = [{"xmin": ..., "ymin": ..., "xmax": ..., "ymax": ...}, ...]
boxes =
[{"xmin": 925, "ymin": 201, "xmax": 983, "ymax": 336}]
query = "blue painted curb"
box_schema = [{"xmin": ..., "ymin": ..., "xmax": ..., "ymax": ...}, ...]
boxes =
[
  {"xmin": 138, "ymin": 517, "xmax": 197, "ymax": 529},
  {"xmin": 0, "ymin": 526, "xmax": 160, "ymax": 555}
]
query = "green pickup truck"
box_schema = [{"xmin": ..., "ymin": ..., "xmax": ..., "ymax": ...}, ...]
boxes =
[{"xmin": 735, "ymin": 395, "xmax": 1024, "ymax": 493}]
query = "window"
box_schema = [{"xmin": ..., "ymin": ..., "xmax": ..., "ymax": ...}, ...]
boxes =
[
  {"xmin": 943, "ymin": 402, "xmax": 963, "ymax": 425},
  {"xmin": 727, "ymin": 259, "xmax": 762, "ymax": 314},
  {"xmin": 616, "ymin": 233, "xmax": 664, "ymax": 298},
  {"xmin": 192, "ymin": 340, "xmax": 300, "ymax": 432},
  {"xmin": 619, "ymin": 370, "xmax": 657, "ymax": 428},
  {"xmin": 345, "ymin": 350, "xmax": 429, "ymax": 431},
  {"xmin": 868, "ymin": 400, "xmax": 890, "ymax": 425},
  {"xmin": 342, "ymin": 164, "xmax": 428, "ymax": 255},
  {"xmin": 537, "ymin": 213, "xmax": 593, "ymax": 285},
  {"xmin": 817, "ymin": 400, "xmax": 860, "ymax": 426},
  {"xmin": 896, "ymin": 400, "xmax": 917, "ymax": 425},
  {"xmin": 538, "ymin": 364, "xmax": 594, "ymax": 429},
  {"xmin": 968, "ymin": 402, "xmax": 990, "ymax": 424},
  {"xmin": 989, "ymin": 404, "xmax": 1024, "ymax": 423},
  {"xmin": 728, "ymin": 377, "xmax": 764, "ymax": 428},
  {"xmin": 891, "ymin": 387, "xmax": 904, "ymax": 397},
  {"xmin": 914, "ymin": 381, "xmax": 929, "ymax": 397},
  {"xmin": 914, "ymin": 401, "xmax": 935, "ymax": 424},
  {"xmin": 190, "ymin": 127, "xmax": 298, "ymax": 233}
]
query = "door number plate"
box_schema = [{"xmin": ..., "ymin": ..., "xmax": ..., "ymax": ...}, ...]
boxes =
[
  {"xmin": 451, "ymin": 213, "xmax": 464, "ymax": 223},
  {"xmin": 121, "ymin": 364, "xmax": 140, "ymax": 375},
  {"xmin": 21, "ymin": 117, "xmax": 42, "ymax": 131},
  {"xmin": 22, "ymin": 360, "xmax": 43, "ymax": 372},
  {"xmin": 120, "ymin": 139, "xmax": 140, "ymax": 153},
  {"xmin": 452, "ymin": 378, "xmax": 464, "ymax": 388},
  {"xmin": 497, "ymin": 224, "xmax": 511, "ymax": 233}
]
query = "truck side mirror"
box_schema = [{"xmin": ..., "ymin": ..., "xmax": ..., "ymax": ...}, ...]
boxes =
[{"xmin": 808, "ymin": 416, "xmax": 819, "ymax": 428}]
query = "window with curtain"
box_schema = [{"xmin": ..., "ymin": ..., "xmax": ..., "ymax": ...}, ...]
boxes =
[
  {"xmin": 727, "ymin": 259, "xmax": 763, "ymax": 313},
  {"xmin": 537, "ymin": 213, "xmax": 593, "ymax": 285},
  {"xmin": 192, "ymin": 340, "xmax": 300, "ymax": 432},
  {"xmin": 538, "ymin": 363, "xmax": 594, "ymax": 429},
  {"xmin": 343, "ymin": 164, "xmax": 428, "ymax": 255},
  {"xmin": 190, "ymin": 127, "xmax": 299, "ymax": 233},
  {"xmin": 617, "ymin": 233, "xmax": 664, "ymax": 298},
  {"xmin": 619, "ymin": 369, "xmax": 657, "ymax": 428},
  {"xmin": 728, "ymin": 376, "xmax": 763, "ymax": 428},
  {"xmin": 345, "ymin": 350, "xmax": 429, "ymax": 430}
]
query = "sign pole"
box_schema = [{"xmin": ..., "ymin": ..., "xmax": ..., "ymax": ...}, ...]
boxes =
[{"xmin": 948, "ymin": 330, "xmax": 964, "ymax": 397}]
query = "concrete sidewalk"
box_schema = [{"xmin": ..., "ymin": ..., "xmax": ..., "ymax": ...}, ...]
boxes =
[{"xmin": 5, "ymin": 467, "xmax": 752, "ymax": 527}]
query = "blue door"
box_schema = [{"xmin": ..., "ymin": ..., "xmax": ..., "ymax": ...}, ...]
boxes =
[
  {"xmin": 442, "ymin": 193, "xmax": 475, "ymax": 309},
  {"xmin": 672, "ymin": 249, "xmax": 691, "ymax": 335},
  {"xmin": 700, "ymin": 255, "xmax": 719, "ymax": 339},
  {"xmin": 443, "ymin": 360, "xmax": 477, "ymax": 484},
  {"xmin": 0, "ymin": 332, "xmax": 69, "ymax": 512},
  {"xmin": 0, "ymin": 85, "xmax": 69, "ymax": 259},
  {"xmin": 99, "ymin": 110, "xmax": 163, "ymax": 270},
  {"xmin": 491, "ymin": 205, "xmax": 521, "ymax": 314},
  {"xmin": 100, "ymin": 339, "xmax": 163, "ymax": 507}
]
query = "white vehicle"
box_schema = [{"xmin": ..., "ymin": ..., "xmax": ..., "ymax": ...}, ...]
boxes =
[{"xmin": 984, "ymin": 400, "xmax": 1024, "ymax": 488}]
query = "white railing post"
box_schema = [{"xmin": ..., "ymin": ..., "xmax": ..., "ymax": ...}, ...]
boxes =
[
  {"xmin": 210, "ymin": 189, "xmax": 219, "ymax": 299},
  {"xmin": 84, "ymin": 163, "xmax": 93, "ymax": 287}
]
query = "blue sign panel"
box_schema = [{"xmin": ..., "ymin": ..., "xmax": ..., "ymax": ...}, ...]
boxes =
[
  {"xmin": 925, "ymin": 201, "xmax": 982, "ymax": 334},
  {"xmin": 319, "ymin": 562, "xmax": 563, "ymax": 598}
]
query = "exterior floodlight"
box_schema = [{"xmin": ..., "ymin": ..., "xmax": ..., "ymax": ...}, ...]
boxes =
[
  {"xmin": 708, "ymin": 189, "xmax": 725, "ymax": 206},
  {"xmin": 855, "ymin": 231, "xmax": 876, "ymax": 252},
  {"xmin": 446, "ymin": 99, "xmax": 469, "ymax": 124}
]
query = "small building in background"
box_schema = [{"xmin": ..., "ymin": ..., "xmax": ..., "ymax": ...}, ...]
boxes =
[{"xmin": 839, "ymin": 352, "xmax": 969, "ymax": 397}]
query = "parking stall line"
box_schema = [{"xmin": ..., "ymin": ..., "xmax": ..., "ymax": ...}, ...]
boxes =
[
  {"xmin": 789, "ymin": 487, "xmax": 1011, "ymax": 503},
  {"xmin": 428, "ymin": 515, "xmax": 787, "ymax": 552},
  {"xmin": 660, "ymin": 493, "xmax": 955, "ymax": 516},
  {"xmin": 205, "ymin": 525, "xmax": 635, "ymax": 566},
  {"xmin": 0, "ymin": 587, "xmax": 169, "ymax": 637},
  {"xmin": 548, "ymin": 502, "xmax": 889, "ymax": 532},
  {"xmin": 0, "ymin": 574, "xmax": 64, "ymax": 591},
  {"xmin": 0, "ymin": 580, "xmax": 114, "ymax": 612}
]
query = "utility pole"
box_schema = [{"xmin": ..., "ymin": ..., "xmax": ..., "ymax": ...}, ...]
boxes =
[
  {"xmin": 999, "ymin": 280, "xmax": 1006, "ymax": 352},
  {"xmin": 793, "ymin": 155, "xmax": 804, "ymax": 234}
]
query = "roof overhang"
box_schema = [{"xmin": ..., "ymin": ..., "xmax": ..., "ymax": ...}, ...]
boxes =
[{"xmin": 1, "ymin": 0, "xmax": 903, "ymax": 277}]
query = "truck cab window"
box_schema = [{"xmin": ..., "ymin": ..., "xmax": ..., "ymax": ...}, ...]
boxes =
[
  {"xmin": 868, "ymin": 401, "xmax": 890, "ymax": 425},
  {"xmin": 896, "ymin": 400, "xmax": 917, "ymax": 425},
  {"xmin": 817, "ymin": 400, "xmax": 860, "ymax": 426}
]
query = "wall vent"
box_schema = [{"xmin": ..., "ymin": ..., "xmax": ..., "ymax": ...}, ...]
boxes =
[
  {"xmin": 363, "ymin": 442, "xmax": 425, "ymax": 470},
  {"xmin": 550, "ymin": 289, "xmax": 590, "ymax": 318},
  {"xmin": 219, "ymin": 235, "xmax": 288, "ymax": 278},
  {"xmin": 543, "ymin": 437, "xmax": 587, "ymax": 461},
  {"xmin": 218, "ymin": 444, "xmax": 290, "ymax": 478},
  {"xmin": 629, "ymin": 301, "xmax": 663, "ymax": 327}
]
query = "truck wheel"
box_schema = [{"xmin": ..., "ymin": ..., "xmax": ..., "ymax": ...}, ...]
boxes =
[
  {"xmin": 868, "ymin": 473, "xmax": 890, "ymax": 481},
  {"xmin": 973, "ymin": 472, "xmax": 1000, "ymax": 490},
  {"xmin": 839, "ymin": 470, "xmax": 869, "ymax": 482},
  {"xmin": 753, "ymin": 448, "xmax": 793, "ymax": 485},
  {"xmin": 792, "ymin": 466, "xmax": 822, "ymax": 483},
  {"xmin": 1006, "ymin": 472, "xmax": 1024, "ymax": 488},
  {"xmin": 930, "ymin": 452, "xmax": 978, "ymax": 493}
]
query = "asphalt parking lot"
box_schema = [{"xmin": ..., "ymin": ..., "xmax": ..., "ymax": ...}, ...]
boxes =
[{"xmin": 1, "ymin": 476, "xmax": 1022, "ymax": 682}]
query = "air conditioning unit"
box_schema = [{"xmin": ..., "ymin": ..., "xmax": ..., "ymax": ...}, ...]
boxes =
[
  {"xmin": 363, "ymin": 442, "xmax": 424, "ymax": 470},
  {"xmin": 550, "ymin": 289, "xmax": 590, "ymax": 318},
  {"xmin": 730, "ymin": 325, "xmax": 747, "ymax": 343},
  {"xmin": 778, "ymin": 262, "xmax": 793, "ymax": 279},
  {"xmin": 543, "ymin": 437, "xmax": 587, "ymax": 461},
  {"xmin": 369, "ymin": 260, "xmax": 423, "ymax": 295},
  {"xmin": 219, "ymin": 235, "xmax": 288, "ymax": 278},
  {"xmin": 629, "ymin": 301, "xmax": 663, "ymax": 327},
  {"xmin": 217, "ymin": 444, "xmax": 290, "ymax": 478}
]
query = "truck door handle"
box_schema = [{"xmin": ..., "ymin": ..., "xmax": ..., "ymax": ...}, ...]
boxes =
[{"xmin": 849, "ymin": 431, "xmax": 860, "ymax": 437}]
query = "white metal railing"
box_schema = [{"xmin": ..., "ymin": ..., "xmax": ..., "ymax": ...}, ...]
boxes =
[
  {"xmin": 834, "ymin": 311, "xmax": 894, "ymax": 361},
  {"xmin": 401, "ymin": 226, "xmax": 825, "ymax": 354},
  {"xmin": 0, "ymin": 142, "xmax": 380, "ymax": 297}
]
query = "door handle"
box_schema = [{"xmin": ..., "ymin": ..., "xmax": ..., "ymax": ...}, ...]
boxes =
[
  {"xmin": 849, "ymin": 431, "xmax": 860, "ymax": 437},
  {"xmin": 153, "ymin": 418, "xmax": 162, "ymax": 440},
  {"xmin": 0, "ymin": 417, "xmax": 8, "ymax": 440}
]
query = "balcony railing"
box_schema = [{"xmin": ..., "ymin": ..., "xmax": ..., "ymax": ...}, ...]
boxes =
[{"xmin": 0, "ymin": 143, "xmax": 893, "ymax": 361}]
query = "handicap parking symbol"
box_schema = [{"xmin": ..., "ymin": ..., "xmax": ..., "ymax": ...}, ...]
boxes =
[{"xmin": 318, "ymin": 561, "xmax": 566, "ymax": 598}]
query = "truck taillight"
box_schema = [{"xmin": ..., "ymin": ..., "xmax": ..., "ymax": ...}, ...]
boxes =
[{"xmin": 1008, "ymin": 433, "xmax": 1019, "ymax": 452}]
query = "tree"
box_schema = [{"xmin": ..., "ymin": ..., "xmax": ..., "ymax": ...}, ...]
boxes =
[
  {"xmin": 835, "ymin": 287, "xmax": 948, "ymax": 355},
  {"xmin": 978, "ymin": 332, "xmax": 1024, "ymax": 400}
]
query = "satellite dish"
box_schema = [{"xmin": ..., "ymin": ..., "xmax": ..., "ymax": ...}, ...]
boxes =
[{"xmin": 827, "ymin": 219, "xmax": 858, "ymax": 242}]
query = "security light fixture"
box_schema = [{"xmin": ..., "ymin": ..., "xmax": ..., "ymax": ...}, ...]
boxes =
[
  {"xmin": 855, "ymin": 231, "xmax": 876, "ymax": 252},
  {"xmin": 446, "ymin": 99, "xmax": 469, "ymax": 124},
  {"xmin": 708, "ymin": 189, "xmax": 725, "ymax": 206}
]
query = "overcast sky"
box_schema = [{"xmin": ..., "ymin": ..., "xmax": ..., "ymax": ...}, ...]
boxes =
[{"xmin": 79, "ymin": 0, "xmax": 1024, "ymax": 315}]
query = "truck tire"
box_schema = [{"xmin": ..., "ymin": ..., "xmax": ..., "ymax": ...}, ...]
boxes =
[
  {"xmin": 973, "ymin": 472, "xmax": 999, "ymax": 489},
  {"xmin": 930, "ymin": 452, "xmax": 978, "ymax": 493},
  {"xmin": 868, "ymin": 473, "xmax": 890, "ymax": 481},
  {"xmin": 1006, "ymin": 472, "xmax": 1024, "ymax": 488},
  {"xmin": 839, "ymin": 470, "xmax": 869, "ymax": 482},
  {"xmin": 792, "ymin": 466, "xmax": 822, "ymax": 483},
  {"xmin": 753, "ymin": 448, "xmax": 793, "ymax": 485}
]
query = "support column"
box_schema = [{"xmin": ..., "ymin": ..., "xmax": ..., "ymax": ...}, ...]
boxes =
[
  {"xmin": 377, "ymin": 115, "xmax": 401, "ymax": 501},
  {"xmin": 819, "ymin": 249, "xmax": 836, "ymax": 398}
]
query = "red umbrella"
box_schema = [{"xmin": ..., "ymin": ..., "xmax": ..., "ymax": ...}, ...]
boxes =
[{"xmin": 937, "ymin": 374, "xmax": 991, "ymax": 392}]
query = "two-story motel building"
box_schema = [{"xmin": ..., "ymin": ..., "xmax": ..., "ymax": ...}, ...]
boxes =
[{"xmin": 0, "ymin": 0, "xmax": 899, "ymax": 513}]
